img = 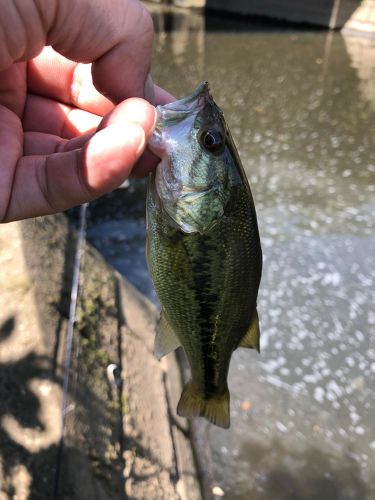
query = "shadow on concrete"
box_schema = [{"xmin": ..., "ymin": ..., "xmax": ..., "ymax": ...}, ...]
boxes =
[
  {"xmin": 0, "ymin": 317, "xmax": 15, "ymax": 342},
  {"xmin": 0, "ymin": 315, "xmax": 58, "ymax": 497},
  {"xmin": 0, "ymin": 216, "xmax": 125, "ymax": 499},
  {"xmin": 0, "ymin": 314, "xmax": 125, "ymax": 499}
]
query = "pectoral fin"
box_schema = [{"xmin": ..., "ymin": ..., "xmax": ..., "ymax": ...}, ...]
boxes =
[
  {"xmin": 239, "ymin": 309, "xmax": 260, "ymax": 352},
  {"xmin": 154, "ymin": 310, "xmax": 181, "ymax": 360}
]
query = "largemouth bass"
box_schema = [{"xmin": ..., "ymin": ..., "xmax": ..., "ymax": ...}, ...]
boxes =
[{"xmin": 146, "ymin": 82, "xmax": 262, "ymax": 428}]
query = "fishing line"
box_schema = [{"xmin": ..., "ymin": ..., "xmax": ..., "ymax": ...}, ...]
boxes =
[{"xmin": 53, "ymin": 203, "xmax": 88, "ymax": 499}]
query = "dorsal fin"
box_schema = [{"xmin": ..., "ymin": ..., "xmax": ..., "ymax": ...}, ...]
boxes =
[
  {"xmin": 154, "ymin": 310, "xmax": 181, "ymax": 360},
  {"xmin": 238, "ymin": 309, "xmax": 260, "ymax": 352}
]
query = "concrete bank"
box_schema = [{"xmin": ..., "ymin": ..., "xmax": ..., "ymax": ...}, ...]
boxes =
[
  {"xmin": 206, "ymin": 0, "xmax": 360, "ymax": 28},
  {"xmin": 0, "ymin": 214, "xmax": 201, "ymax": 499},
  {"xmin": 146, "ymin": 0, "xmax": 375, "ymax": 35}
]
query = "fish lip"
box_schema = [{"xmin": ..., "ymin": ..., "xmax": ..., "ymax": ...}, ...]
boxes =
[
  {"xmin": 155, "ymin": 82, "xmax": 211, "ymax": 125},
  {"xmin": 147, "ymin": 126, "xmax": 165, "ymax": 157},
  {"xmin": 163, "ymin": 81, "xmax": 210, "ymax": 110}
]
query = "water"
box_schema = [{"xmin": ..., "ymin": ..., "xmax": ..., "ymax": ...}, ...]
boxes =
[{"xmin": 87, "ymin": 5, "xmax": 375, "ymax": 499}]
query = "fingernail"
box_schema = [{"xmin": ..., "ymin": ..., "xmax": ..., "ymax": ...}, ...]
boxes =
[{"xmin": 144, "ymin": 73, "xmax": 155, "ymax": 104}]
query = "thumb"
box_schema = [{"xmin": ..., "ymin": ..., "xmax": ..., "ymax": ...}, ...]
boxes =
[{"xmin": 83, "ymin": 97, "xmax": 157, "ymax": 192}]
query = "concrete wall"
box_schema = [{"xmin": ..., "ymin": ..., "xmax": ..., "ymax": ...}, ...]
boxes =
[
  {"xmin": 206, "ymin": 0, "xmax": 360, "ymax": 28},
  {"xmin": 146, "ymin": 0, "xmax": 374, "ymax": 30}
]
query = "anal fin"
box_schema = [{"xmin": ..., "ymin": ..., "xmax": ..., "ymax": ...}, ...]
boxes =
[
  {"xmin": 239, "ymin": 309, "xmax": 260, "ymax": 352},
  {"xmin": 154, "ymin": 310, "xmax": 181, "ymax": 360}
]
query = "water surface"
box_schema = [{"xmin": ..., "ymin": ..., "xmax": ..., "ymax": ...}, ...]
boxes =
[{"xmin": 88, "ymin": 6, "xmax": 375, "ymax": 498}]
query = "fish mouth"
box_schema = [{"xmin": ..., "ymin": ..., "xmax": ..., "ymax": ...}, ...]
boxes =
[
  {"xmin": 163, "ymin": 82, "xmax": 210, "ymax": 110},
  {"xmin": 155, "ymin": 82, "xmax": 212, "ymax": 127}
]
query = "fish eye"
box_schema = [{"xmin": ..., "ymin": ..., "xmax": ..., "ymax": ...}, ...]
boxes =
[{"xmin": 200, "ymin": 129, "xmax": 224, "ymax": 153}]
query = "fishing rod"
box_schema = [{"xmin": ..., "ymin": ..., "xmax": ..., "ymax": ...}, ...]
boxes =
[{"xmin": 53, "ymin": 203, "xmax": 88, "ymax": 499}]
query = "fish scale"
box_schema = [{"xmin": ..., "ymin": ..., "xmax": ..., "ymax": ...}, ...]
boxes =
[{"xmin": 146, "ymin": 83, "xmax": 262, "ymax": 428}]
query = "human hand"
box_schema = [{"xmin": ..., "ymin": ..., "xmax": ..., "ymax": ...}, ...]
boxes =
[{"xmin": 0, "ymin": 0, "xmax": 172, "ymax": 222}]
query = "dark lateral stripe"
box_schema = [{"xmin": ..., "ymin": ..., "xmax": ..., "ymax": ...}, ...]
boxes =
[{"xmin": 190, "ymin": 236, "xmax": 219, "ymax": 397}]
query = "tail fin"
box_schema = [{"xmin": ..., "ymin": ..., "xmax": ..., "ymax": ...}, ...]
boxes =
[{"xmin": 177, "ymin": 382, "xmax": 230, "ymax": 429}]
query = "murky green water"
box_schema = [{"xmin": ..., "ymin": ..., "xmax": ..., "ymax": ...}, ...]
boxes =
[{"xmin": 88, "ymin": 4, "xmax": 375, "ymax": 499}]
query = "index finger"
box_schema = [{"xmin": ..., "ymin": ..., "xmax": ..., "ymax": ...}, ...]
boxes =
[
  {"xmin": 1, "ymin": 0, "xmax": 154, "ymax": 103},
  {"xmin": 49, "ymin": 0, "xmax": 155, "ymax": 102}
]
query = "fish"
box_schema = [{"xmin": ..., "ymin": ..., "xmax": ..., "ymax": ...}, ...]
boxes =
[{"xmin": 146, "ymin": 82, "xmax": 262, "ymax": 428}]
